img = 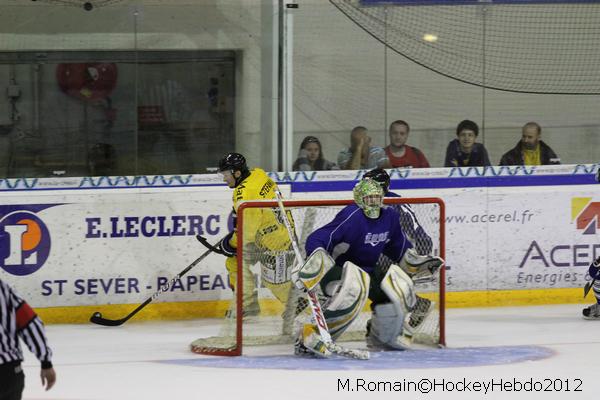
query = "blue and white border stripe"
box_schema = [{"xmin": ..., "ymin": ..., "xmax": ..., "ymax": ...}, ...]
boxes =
[{"xmin": 0, "ymin": 163, "xmax": 598, "ymax": 192}]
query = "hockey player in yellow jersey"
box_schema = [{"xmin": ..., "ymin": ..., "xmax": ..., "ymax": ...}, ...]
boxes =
[{"xmin": 207, "ymin": 153, "xmax": 294, "ymax": 318}]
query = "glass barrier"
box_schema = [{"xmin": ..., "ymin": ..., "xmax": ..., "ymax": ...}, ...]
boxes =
[
  {"xmin": 292, "ymin": 0, "xmax": 600, "ymax": 170},
  {"xmin": 0, "ymin": 1, "xmax": 265, "ymax": 177},
  {"xmin": 1, "ymin": 0, "xmax": 599, "ymax": 178}
]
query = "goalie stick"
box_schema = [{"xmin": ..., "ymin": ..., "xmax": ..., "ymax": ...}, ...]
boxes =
[
  {"xmin": 90, "ymin": 238, "xmax": 221, "ymax": 326},
  {"xmin": 274, "ymin": 189, "xmax": 370, "ymax": 360}
]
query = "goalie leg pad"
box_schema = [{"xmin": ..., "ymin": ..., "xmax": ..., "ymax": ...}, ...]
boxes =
[
  {"xmin": 322, "ymin": 261, "xmax": 370, "ymax": 339},
  {"xmin": 291, "ymin": 247, "xmax": 335, "ymax": 291},
  {"xmin": 297, "ymin": 261, "xmax": 369, "ymax": 351},
  {"xmin": 369, "ymin": 265, "xmax": 416, "ymax": 350},
  {"xmin": 368, "ymin": 303, "xmax": 406, "ymax": 350},
  {"xmin": 399, "ymin": 248, "xmax": 444, "ymax": 284},
  {"xmin": 382, "ymin": 264, "xmax": 417, "ymax": 313}
]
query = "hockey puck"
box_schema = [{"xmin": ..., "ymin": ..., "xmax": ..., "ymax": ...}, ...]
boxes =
[{"xmin": 93, "ymin": 312, "xmax": 102, "ymax": 318}]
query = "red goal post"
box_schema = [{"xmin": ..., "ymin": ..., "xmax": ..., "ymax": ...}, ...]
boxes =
[{"xmin": 191, "ymin": 197, "xmax": 445, "ymax": 356}]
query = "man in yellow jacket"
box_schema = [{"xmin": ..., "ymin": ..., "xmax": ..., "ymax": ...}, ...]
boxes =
[{"xmin": 214, "ymin": 152, "xmax": 293, "ymax": 318}]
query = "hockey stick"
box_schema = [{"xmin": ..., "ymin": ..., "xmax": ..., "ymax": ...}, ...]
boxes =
[
  {"xmin": 584, "ymin": 278, "xmax": 596, "ymax": 298},
  {"xmin": 274, "ymin": 189, "xmax": 369, "ymax": 360},
  {"xmin": 90, "ymin": 240, "xmax": 220, "ymax": 326},
  {"xmin": 196, "ymin": 234, "xmax": 223, "ymax": 254}
]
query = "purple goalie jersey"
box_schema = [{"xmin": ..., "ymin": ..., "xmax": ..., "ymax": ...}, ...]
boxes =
[{"xmin": 305, "ymin": 204, "xmax": 412, "ymax": 274}]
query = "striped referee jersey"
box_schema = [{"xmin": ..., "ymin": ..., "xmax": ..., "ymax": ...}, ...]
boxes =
[{"xmin": 0, "ymin": 278, "xmax": 53, "ymax": 368}]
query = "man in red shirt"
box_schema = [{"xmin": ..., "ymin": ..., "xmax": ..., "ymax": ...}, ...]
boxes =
[{"xmin": 384, "ymin": 120, "xmax": 430, "ymax": 168}]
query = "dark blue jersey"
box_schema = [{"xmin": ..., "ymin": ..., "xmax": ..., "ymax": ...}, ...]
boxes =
[
  {"xmin": 386, "ymin": 191, "xmax": 433, "ymax": 255},
  {"xmin": 305, "ymin": 204, "xmax": 412, "ymax": 274}
]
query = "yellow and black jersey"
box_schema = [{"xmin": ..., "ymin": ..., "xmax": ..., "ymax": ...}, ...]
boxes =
[{"xmin": 228, "ymin": 168, "xmax": 292, "ymax": 251}]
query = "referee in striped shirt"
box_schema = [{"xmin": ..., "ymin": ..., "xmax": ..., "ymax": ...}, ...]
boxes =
[{"xmin": 0, "ymin": 278, "xmax": 56, "ymax": 399}]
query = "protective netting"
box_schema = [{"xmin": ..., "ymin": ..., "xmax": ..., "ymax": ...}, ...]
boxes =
[
  {"xmin": 330, "ymin": 0, "xmax": 600, "ymax": 94},
  {"xmin": 191, "ymin": 198, "xmax": 445, "ymax": 356},
  {"xmin": 29, "ymin": 0, "xmax": 125, "ymax": 8}
]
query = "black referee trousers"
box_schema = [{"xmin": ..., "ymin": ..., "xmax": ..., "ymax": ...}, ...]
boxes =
[{"xmin": 0, "ymin": 361, "xmax": 25, "ymax": 400}]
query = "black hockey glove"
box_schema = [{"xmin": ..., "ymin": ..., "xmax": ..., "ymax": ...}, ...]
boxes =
[
  {"xmin": 196, "ymin": 233, "xmax": 235, "ymax": 257},
  {"xmin": 217, "ymin": 231, "xmax": 237, "ymax": 258}
]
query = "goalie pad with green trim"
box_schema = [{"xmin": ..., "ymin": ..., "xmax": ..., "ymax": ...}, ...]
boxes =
[
  {"xmin": 322, "ymin": 261, "xmax": 370, "ymax": 339},
  {"xmin": 291, "ymin": 247, "xmax": 334, "ymax": 291},
  {"xmin": 295, "ymin": 261, "xmax": 370, "ymax": 356},
  {"xmin": 368, "ymin": 264, "xmax": 416, "ymax": 350}
]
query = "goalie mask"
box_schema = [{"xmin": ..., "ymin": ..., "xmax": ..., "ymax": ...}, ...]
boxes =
[{"xmin": 353, "ymin": 178, "xmax": 384, "ymax": 219}]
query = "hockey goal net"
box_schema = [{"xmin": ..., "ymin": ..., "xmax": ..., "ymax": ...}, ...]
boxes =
[{"xmin": 191, "ymin": 197, "xmax": 445, "ymax": 356}]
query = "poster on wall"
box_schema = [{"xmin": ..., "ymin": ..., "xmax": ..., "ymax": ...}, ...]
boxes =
[
  {"xmin": 1, "ymin": 167, "xmax": 598, "ymax": 308},
  {"xmin": 0, "ymin": 187, "xmax": 236, "ymax": 307},
  {"xmin": 397, "ymin": 185, "xmax": 598, "ymax": 292}
]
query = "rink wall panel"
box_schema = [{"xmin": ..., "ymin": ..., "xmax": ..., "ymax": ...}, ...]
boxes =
[{"xmin": 0, "ymin": 164, "xmax": 598, "ymax": 323}]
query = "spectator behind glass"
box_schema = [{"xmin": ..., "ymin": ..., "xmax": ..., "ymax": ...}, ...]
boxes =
[
  {"xmin": 338, "ymin": 126, "xmax": 390, "ymax": 170},
  {"xmin": 444, "ymin": 120, "xmax": 491, "ymax": 167},
  {"xmin": 292, "ymin": 136, "xmax": 339, "ymax": 171},
  {"xmin": 499, "ymin": 122, "xmax": 561, "ymax": 166},
  {"xmin": 384, "ymin": 120, "xmax": 430, "ymax": 168}
]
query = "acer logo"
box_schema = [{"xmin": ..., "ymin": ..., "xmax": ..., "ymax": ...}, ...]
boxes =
[{"xmin": 573, "ymin": 198, "xmax": 600, "ymax": 235}]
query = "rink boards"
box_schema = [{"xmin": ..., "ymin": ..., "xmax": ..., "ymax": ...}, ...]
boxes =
[{"xmin": 0, "ymin": 164, "xmax": 598, "ymax": 323}]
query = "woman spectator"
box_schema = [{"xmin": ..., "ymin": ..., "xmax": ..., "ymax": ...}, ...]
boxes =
[
  {"xmin": 293, "ymin": 136, "xmax": 339, "ymax": 171},
  {"xmin": 444, "ymin": 120, "xmax": 491, "ymax": 167}
]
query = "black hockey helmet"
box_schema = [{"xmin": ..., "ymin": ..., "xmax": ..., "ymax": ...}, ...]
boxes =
[
  {"xmin": 219, "ymin": 152, "xmax": 248, "ymax": 173},
  {"xmin": 218, "ymin": 152, "xmax": 250, "ymax": 187},
  {"xmin": 363, "ymin": 167, "xmax": 390, "ymax": 193}
]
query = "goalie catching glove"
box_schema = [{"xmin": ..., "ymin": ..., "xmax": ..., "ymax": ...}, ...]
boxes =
[{"xmin": 399, "ymin": 248, "xmax": 444, "ymax": 284}]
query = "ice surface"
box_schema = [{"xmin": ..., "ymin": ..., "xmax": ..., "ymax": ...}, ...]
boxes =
[{"xmin": 21, "ymin": 304, "xmax": 598, "ymax": 400}]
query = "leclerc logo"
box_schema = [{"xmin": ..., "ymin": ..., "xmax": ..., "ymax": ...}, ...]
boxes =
[
  {"xmin": 0, "ymin": 204, "xmax": 58, "ymax": 276},
  {"xmin": 572, "ymin": 197, "xmax": 600, "ymax": 235}
]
